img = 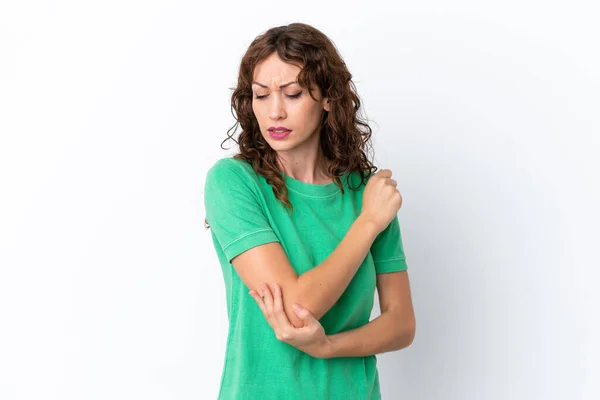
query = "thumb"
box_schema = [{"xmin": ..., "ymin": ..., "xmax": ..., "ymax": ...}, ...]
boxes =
[{"xmin": 292, "ymin": 304, "xmax": 315, "ymax": 322}]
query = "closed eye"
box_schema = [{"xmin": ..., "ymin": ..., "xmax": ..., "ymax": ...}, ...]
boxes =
[{"xmin": 255, "ymin": 91, "xmax": 303, "ymax": 100}]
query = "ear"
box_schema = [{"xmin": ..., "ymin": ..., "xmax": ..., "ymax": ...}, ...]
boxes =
[{"xmin": 322, "ymin": 98, "xmax": 330, "ymax": 112}]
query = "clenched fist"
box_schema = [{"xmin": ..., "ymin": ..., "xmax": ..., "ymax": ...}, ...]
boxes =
[{"xmin": 360, "ymin": 169, "xmax": 403, "ymax": 235}]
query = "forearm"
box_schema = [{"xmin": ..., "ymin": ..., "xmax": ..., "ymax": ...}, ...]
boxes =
[
  {"xmin": 323, "ymin": 309, "xmax": 416, "ymax": 358},
  {"xmin": 295, "ymin": 215, "xmax": 379, "ymax": 321}
]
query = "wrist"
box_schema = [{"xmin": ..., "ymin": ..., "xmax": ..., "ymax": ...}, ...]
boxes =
[
  {"xmin": 320, "ymin": 335, "xmax": 336, "ymax": 359},
  {"xmin": 356, "ymin": 215, "xmax": 379, "ymax": 241}
]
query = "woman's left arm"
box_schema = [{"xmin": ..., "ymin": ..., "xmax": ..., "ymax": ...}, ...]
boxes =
[
  {"xmin": 251, "ymin": 270, "xmax": 415, "ymax": 359},
  {"xmin": 325, "ymin": 270, "xmax": 416, "ymax": 358}
]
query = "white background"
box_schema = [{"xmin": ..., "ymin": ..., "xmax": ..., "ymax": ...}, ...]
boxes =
[{"xmin": 1, "ymin": 1, "xmax": 598, "ymax": 399}]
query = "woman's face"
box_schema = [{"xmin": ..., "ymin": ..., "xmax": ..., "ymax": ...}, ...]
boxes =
[{"xmin": 251, "ymin": 52, "xmax": 330, "ymax": 153}]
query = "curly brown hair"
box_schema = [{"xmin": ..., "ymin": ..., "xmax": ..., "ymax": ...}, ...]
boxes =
[{"xmin": 206, "ymin": 23, "xmax": 379, "ymax": 228}]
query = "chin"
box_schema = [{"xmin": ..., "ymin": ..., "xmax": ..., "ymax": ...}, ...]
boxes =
[
  {"xmin": 268, "ymin": 141, "xmax": 295, "ymax": 151},
  {"xmin": 264, "ymin": 133, "xmax": 296, "ymax": 146}
]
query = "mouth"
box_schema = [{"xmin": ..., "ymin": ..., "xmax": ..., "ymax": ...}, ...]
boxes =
[
  {"xmin": 268, "ymin": 127, "xmax": 292, "ymax": 132},
  {"xmin": 268, "ymin": 129, "xmax": 292, "ymax": 139}
]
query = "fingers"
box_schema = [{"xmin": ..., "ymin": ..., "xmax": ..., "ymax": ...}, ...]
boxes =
[
  {"xmin": 249, "ymin": 289, "xmax": 267, "ymax": 317},
  {"xmin": 261, "ymin": 283, "xmax": 274, "ymax": 315},
  {"xmin": 249, "ymin": 284, "xmax": 290, "ymax": 341},
  {"xmin": 255, "ymin": 283, "xmax": 286, "ymax": 330},
  {"xmin": 291, "ymin": 305, "xmax": 311, "ymax": 329},
  {"xmin": 250, "ymin": 285, "xmax": 283, "ymax": 335},
  {"xmin": 272, "ymin": 283, "xmax": 293, "ymax": 331},
  {"xmin": 376, "ymin": 169, "xmax": 392, "ymax": 178},
  {"xmin": 250, "ymin": 283, "xmax": 321, "ymax": 343}
]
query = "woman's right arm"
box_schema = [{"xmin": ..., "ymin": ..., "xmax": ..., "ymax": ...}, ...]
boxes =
[
  {"xmin": 231, "ymin": 214, "xmax": 379, "ymax": 328},
  {"xmin": 229, "ymin": 169, "xmax": 401, "ymax": 328}
]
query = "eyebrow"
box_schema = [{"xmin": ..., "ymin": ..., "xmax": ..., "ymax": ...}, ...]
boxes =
[{"xmin": 251, "ymin": 81, "xmax": 298, "ymax": 89}]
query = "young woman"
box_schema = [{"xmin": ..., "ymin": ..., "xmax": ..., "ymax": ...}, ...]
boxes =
[{"xmin": 204, "ymin": 22, "xmax": 416, "ymax": 399}]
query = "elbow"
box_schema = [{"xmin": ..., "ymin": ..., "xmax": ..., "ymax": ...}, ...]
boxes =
[
  {"xmin": 397, "ymin": 317, "xmax": 416, "ymax": 350},
  {"xmin": 406, "ymin": 319, "xmax": 416, "ymax": 346},
  {"xmin": 285, "ymin": 303, "xmax": 306, "ymax": 329},
  {"xmin": 285, "ymin": 280, "xmax": 327, "ymax": 328},
  {"xmin": 274, "ymin": 279, "xmax": 326, "ymax": 329},
  {"xmin": 286, "ymin": 295, "xmax": 324, "ymax": 329},
  {"xmin": 291, "ymin": 299, "xmax": 330, "ymax": 328},
  {"xmin": 256, "ymin": 281, "xmax": 308, "ymax": 329},
  {"xmin": 282, "ymin": 284, "xmax": 314, "ymax": 329}
]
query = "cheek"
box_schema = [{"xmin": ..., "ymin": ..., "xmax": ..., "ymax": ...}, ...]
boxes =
[
  {"xmin": 253, "ymin": 101, "xmax": 270, "ymax": 116},
  {"xmin": 251, "ymin": 102, "xmax": 263, "ymax": 122},
  {"xmin": 293, "ymin": 101, "xmax": 316, "ymax": 117},
  {"xmin": 298, "ymin": 103, "xmax": 323, "ymax": 121}
]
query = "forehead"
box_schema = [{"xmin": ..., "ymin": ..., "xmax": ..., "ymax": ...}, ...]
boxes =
[{"xmin": 252, "ymin": 53, "xmax": 302, "ymax": 88}]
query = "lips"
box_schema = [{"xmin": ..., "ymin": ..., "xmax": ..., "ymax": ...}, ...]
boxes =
[
  {"xmin": 268, "ymin": 129, "xmax": 291, "ymax": 139},
  {"xmin": 268, "ymin": 126, "xmax": 291, "ymax": 132}
]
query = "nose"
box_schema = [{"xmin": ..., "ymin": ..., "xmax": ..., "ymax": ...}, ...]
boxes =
[{"xmin": 269, "ymin": 94, "xmax": 286, "ymax": 120}]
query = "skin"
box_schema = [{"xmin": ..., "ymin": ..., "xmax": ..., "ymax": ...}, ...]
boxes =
[
  {"xmin": 248, "ymin": 53, "xmax": 416, "ymax": 357},
  {"xmin": 249, "ymin": 270, "xmax": 416, "ymax": 359},
  {"xmin": 252, "ymin": 52, "xmax": 332, "ymax": 184},
  {"xmin": 249, "ymin": 283, "xmax": 331, "ymax": 358},
  {"xmin": 249, "ymin": 52, "xmax": 334, "ymax": 353}
]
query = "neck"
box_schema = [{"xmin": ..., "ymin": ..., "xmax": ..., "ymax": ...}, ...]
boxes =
[{"xmin": 276, "ymin": 150, "xmax": 331, "ymax": 184}]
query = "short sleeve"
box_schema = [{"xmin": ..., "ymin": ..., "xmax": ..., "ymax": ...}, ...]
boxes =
[
  {"xmin": 370, "ymin": 214, "xmax": 408, "ymax": 274},
  {"xmin": 204, "ymin": 159, "xmax": 279, "ymax": 263}
]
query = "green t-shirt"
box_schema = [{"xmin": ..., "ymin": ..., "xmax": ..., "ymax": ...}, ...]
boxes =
[{"xmin": 204, "ymin": 156, "xmax": 408, "ymax": 400}]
